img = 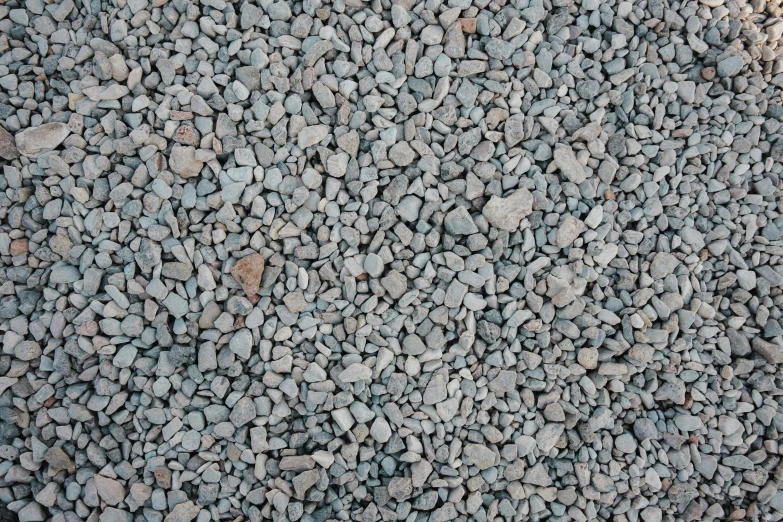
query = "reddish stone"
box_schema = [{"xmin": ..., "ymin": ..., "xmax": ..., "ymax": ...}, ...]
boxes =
[
  {"xmin": 173, "ymin": 125, "xmax": 200, "ymax": 146},
  {"xmin": 230, "ymin": 253, "xmax": 265, "ymax": 296},
  {"xmin": 10, "ymin": 238, "xmax": 28, "ymax": 256},
  {"xmin": 170, "ymin": 111, "xmax": 194, "ymax": 121},
  {"xmin": 76, "ymin": 321, "xmax": 99, "ymax": 336}
]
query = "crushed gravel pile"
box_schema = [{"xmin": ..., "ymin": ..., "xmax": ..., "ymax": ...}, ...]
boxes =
[{"xmin": 3, "ymin": 0, "xmax": 783, "ymax": 521}]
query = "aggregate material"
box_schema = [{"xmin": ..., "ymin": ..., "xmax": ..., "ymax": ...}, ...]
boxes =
[{"xmin": 3, "ymin": 0, "xmax": 783, "ymax": 521}]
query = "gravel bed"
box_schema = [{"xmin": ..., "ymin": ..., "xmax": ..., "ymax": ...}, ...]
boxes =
[{"xmin": 2, "ymin": 0, "xmax": 783, "ymax": 521}]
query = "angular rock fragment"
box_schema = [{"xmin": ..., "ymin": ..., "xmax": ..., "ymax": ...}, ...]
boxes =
[
  {"xmin": 482, "ymin": 188, "xmax": 533, "ymax": 231},
  {"xmin": 15, "ymin": 123, "xmax": 70, "ymax": 156},
  {"xmin": 169, "ymin": 145, "xmax": 203, "ymax": 178},
  {"xmin": 230, "ymin": 253, "xmax": 265, "ymax": 296},
  {"xmin": 552, "ymin": 146, "xmax": 586, "ymax": 184},
  {"xmin": 2, "ymin": 1, "xmax": 782, "ymax": 521}
]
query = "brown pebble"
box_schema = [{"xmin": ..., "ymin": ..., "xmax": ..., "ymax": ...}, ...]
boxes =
[
  {"xmin": 76, "ymin": 321, "xmax": 99, "ymax": 336},
  {"xmin": 173, "ymin": 125, "xmax": 200, "ymax": 146},
  {"xmin": 460, "ymin": 18, "xmax": 477, "ymax": 34},
  {"xmin": 605, "ymin": 189, "xmax": 616, "ymax": 200},
  {"xmin": 10, "ymin": 238, "xmax": 28, "ymax": 256},
  {"xmin": 727, "ymin": 509, "xmax": 747, "ymax": 521},
  {"xmin": 170, "ymin": 110, "xmax": 194, "ymax": 121},
  {"xmin": 230, "ymin": 253, "xmax": 265, "ymax": 297},
  {"xmin": 702, "ymin": 67, "xmax": 716, "ymax": 80},
  {"xmin": 155, "ymin": 466, "xmax": 172, "ymax": 488},
  {"xmin": 44, "ymin": 446, "xmax": 75, "ymax": 474}
]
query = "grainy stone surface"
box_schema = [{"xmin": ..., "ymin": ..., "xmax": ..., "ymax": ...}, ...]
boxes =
[{"xmin": 1, "ymin": 0, "xmax": 783, "ymax": 521}]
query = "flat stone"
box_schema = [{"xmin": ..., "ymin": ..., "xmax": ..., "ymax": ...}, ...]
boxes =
[
  {"xmin": 536, "ymin": 423, "xmax": 564, "ymax": 452},
  {"xmin": 370, "ymin": 418, "xmax": 392, "ymax": 443},
  {"xmin": 423, "ymin": 373, "xmax": 447, "ymax": 405},
  {"xmin": 556, "ymin": 215, "xmax": 584, "ymax": 248},
  {"xmin": 292, "ymin": 470, "xmax": 320, "ymax": 499},
  {"xmin": 463, "ymin": 444, "xmax": 495, "ymax": 470},
  {"xmin": 482, "ymin": 188, "xmax": 534, "ymax": 231},
  {"xmin": 15, "ymin": 123, "xmax": 70, "ymax": 156},
  {"xmin": 163, "ymin": 501, "xmax": 200, "ymax": 522},
  {"xmin": 44, "ymin": 446, "xmax": 75, "ymax": 473},
  {"xmin": 94, "ymin": 475, "xmax": 126, "ymax": 506},
  {"xmin": 552, "ymin": 146, "xmax": 586, "ymax": 184},
  {"xmin": 444, "ymin": 206, "xmax": 478, "ymax": 235},
  {"xmin": 298, "ymin": 125, "xmax": 330, "ymax": 148},
  {"xmin": 169, "ymin": 145, "xmax": 203, "ymax": 178},
  {"xmin": 0, "ymin": 125, "xmax": 19, "ymax": 159},
  {"xmin": 339, "ymin": 363, "xmax": 372, "ymax": 382},
  {"xmin": 717, "ymin": 55, "xmax": 743, "ymax": 77},
  {"xmin": 650, "ymin": 252, "xmax": 679, "ymax": 279}
]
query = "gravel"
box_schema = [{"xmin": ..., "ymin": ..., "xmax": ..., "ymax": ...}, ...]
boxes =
[{"xmin": 2, "ymin": 0, "xmax": 783, "ymax": 521}]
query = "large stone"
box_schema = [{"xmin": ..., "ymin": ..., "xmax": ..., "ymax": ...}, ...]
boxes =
[
  {"xmin": 229, "ymin": 397, "xmax": 257, "ymax": 427},
  {"xmin": 423, "ymin": 373, "xmax": 447, "ymax": 405},
  {"xmin": 292, "ymin": 469, "xmax": 320, "ymax": 499},
  {"xmin": 668, "ymin": 483, "xmax": 699, "ymax": 504},
  {"xmin": 18, "ymin": 502, "xmax": 47, "ymax": 522},
  {"xmin": 752, "ymin": 337, "xmax": 783, "ymax": 364},
  {"xmin": 552, "ymin": 146, "xmax": 586, "ymax": 184},
  {"xmin": 44, "ymin": 446, "xmax": 75, "ymax": 473},
  {"xmin": 298, "ymin": 125, "xmax": 330, "ymax": 148},
  {"xmin": 536, "ymin": 423, "xmax": 564, "ymax": 452},
  {"xmin": 338, "ymin": 363, "xmax": 372, "ymax": 382},
  {"xmin": 164, "ymin": 501, "xmax": 200, "ymax": 522},
  {"xmin": 280, "ymin": 456, "xmax": 316, "ymax": 471},
  {"xmin": 717, "ymin": 56, "xmax": 743, "ymax": 77},
  {"xmin": 16, "ymin": 123, "xmax": 70, "ymax": 156},
  {"xmin": 488, "ymin": 370, "xmax": 517, "ymax": 393},
  {"xmin": 388, "ymin": 141, "xmax": 416, "ymax": 166},
  {"xmin": 523, "ymin": 463, "xmax": 552, "ymax": 486},
  {"xmin": 94, "ymin": 475, "xmax": 126, "ymax": 506},
  {"xmin": 443, "ymin": 22, "xmax": 466, "ymax": 58},
  {"xmin": 463, "ymin": 444, "xmax": 496, "ymax": 470},
  {"xmin": 99, "ymin": 508, "xmax": 132, "ymax": 522},
  {"xmin": 169, "ymin": 145, "xmax": 203, "ymax": 178},
  {"xmin": 556, "ymin": 215, "xmax": 584, "ymax": 248},
  {"xmin": 331, "ymin": 407, "xmax": 355, "ymax": 431},
  {"xmin": 650, "ymin": 252, "xmax": 679, "ymax": 279},
  {"xmin": 504, "ymin": 459, "xmax": 526, "ymax": 481},
  {"xmin": 0, "ymin": 376, "xmax": 18, "ymax": 396},
  {"xmin": 387, "ymin": 477, "xmax": 413, "ymax": 500},
  {"xmin": 505, "ymin": 114, "xmax": 526, "ymax": 147},
  {"xmin": 482, "ymin": 188, "xmax": 533, "ymax": 231},
  {"xmin": 370, "ymin": 418, "xmax": 393, "ymax": 443}
]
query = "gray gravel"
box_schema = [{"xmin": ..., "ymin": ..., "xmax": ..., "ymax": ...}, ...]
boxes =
[{"xmin": 2, "ymin": 0, "xmax": 783, "ymax": 521}]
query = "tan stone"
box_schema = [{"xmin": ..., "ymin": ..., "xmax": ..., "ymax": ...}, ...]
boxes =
[{"xmin": 460, "ymin": 18, "xmax": 477, "ymax": 34}]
